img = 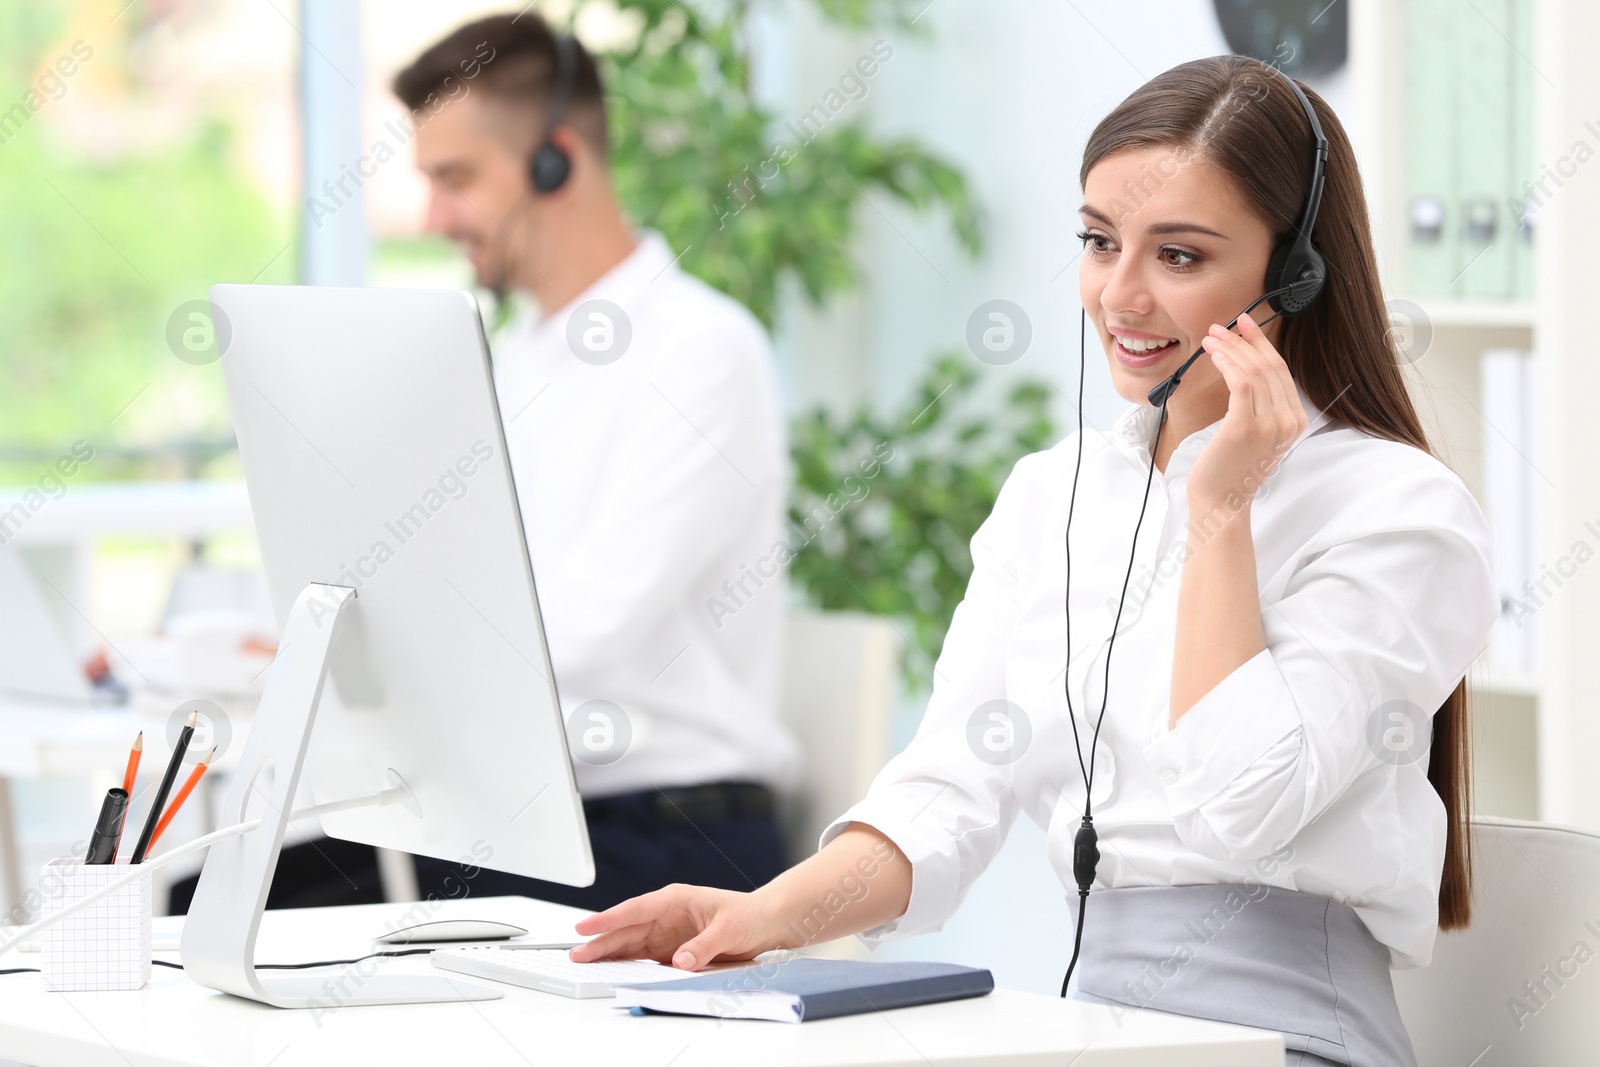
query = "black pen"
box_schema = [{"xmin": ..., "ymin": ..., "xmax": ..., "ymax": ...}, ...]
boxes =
[
  {"xmin": 129, "ymin": 710, "xmax": 196, "ymax": 864},
  {"xmin": 84, "ymin": 788, "xmax": 130, "ymax": 864}
]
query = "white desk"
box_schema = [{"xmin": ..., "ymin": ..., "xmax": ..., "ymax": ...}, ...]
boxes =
[
  {"xmin": 0, "ymin": 479, "xmax": 254, "ymax": 659},
  {"xmin": 0, "ymin": 481, "xmax": 252, "ymax": 545},
  {"xmin": 0, "ymin": 896, "xmax": 1283, "ymax": 1066}
]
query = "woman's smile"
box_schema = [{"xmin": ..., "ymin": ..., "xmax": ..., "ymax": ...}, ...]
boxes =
[{"xmin": 1107, "ymin": 326, "xmax": 1185, "ymax": 369}]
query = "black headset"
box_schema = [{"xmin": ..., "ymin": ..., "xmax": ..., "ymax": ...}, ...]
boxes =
[
  {"xmin": 528, "ymin": 32, "xmax": 577, "ymax": 193},
  {"xmin": 1262, "ymin": 74, "xmax": 1329, "ymax": 315},
  {"xmin": 1059, "ymin": 62, "xmax": 1330, "ymax": 998}
]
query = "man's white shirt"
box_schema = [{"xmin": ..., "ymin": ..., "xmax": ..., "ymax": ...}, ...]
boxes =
[
  {"xmin": 492, "ymin": 230, "xmax": 799, "ymax": 798},
  {"xmin": 824, "ymin": 381, "xmax": 1497, "ymax": 968}
]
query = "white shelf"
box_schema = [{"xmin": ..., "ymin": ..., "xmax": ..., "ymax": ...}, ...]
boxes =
[{"xmin": 1353, "ymin": 0, "xmax": 1557, "ymax": 823}]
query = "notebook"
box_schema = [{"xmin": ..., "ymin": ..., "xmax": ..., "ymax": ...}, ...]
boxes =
[{"xmin": 613, "ymin": 958, "xmax": 994, "ymax": 1023}]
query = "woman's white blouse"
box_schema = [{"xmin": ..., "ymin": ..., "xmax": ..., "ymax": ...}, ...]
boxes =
[{"xmin": 822, "ymin": 381, "xmax": 1498, "ymax": 968}]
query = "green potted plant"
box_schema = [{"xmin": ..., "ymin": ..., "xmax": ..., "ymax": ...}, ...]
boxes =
[{"xmin": 595, "ymin": 0, "xmax": 1055, "ymax": 689}]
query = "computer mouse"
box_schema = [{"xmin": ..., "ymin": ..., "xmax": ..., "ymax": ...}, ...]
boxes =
[{"xmin": 375, "ymin": 918, "xmax": 529, "ymax": 945}]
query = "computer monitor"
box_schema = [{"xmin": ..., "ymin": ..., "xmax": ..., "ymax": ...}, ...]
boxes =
[{"xmin": 181, "ymin": 284, "xmax": 592, "ymax": 1009}]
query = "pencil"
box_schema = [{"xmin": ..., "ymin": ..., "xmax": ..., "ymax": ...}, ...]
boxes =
[
  {"xmin": 120, "ymin": 731, "xmax": 142, "ymax": 795},
  {"xmin": 145, "ymin": 747, "xmax": 215, "ymax": 854},
  {"xmin": 129, "ymin": 710, "xmax": 196, "ymax": 864}
]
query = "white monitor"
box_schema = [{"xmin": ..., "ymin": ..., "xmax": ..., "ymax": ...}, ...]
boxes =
[
  {"xmin": 181, "ymin": 284, "xmax": 591, "ymax": 1009},
  {"xmin": 0, "ymin": 545, "xmax": 92, "ymax": 704}
]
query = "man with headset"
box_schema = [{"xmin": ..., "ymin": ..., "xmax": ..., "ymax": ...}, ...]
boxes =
[{"xmin": 391, "ymin": 13, "xmax": 799, "ymax": 910}]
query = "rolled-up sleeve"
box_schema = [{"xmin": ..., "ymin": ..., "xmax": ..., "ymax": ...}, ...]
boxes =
[
  {"xmin": 1142, "ymin": 467, "xmax": 1498, "ymax": 861},
  {"xmin": 818, "ymin": 449, "xmax": 1044, "ymax": 942}
]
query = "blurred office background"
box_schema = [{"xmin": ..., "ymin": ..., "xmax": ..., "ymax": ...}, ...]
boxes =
[{"xmin": 4, "ymin": 0, "xmax": 1597, "ymax": 996}]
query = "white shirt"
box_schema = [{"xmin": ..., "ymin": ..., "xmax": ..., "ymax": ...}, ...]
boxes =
[
  {"xmin": 492, "ymin": 231, "xmax": 799, "ymax": 798},
  {"xmin": 824, "ymin": 381, "xmax": 1497, "ymax": 968}
]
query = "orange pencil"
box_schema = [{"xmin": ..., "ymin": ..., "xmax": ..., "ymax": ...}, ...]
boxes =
[
  {"xmin": 121, "ymin": 731, "xmax": 142, "ymax": 795},
  {"xmin": 145, "ymin": 747, "xmax": 215, "ymax": 854}
]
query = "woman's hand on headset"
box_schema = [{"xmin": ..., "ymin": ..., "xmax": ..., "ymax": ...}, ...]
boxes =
[{"xmin": 1189, "ymin": 310, "xmax": 1307, "ymax": 510}]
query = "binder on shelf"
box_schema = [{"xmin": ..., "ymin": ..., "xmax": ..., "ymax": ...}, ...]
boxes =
[
  {"xmin": 1403, "ymin": 0, "xmax": 1457, "ymax": 298},
  {"xmin": 1401, "ymin": 0, "xmax": 1535, "ymax": 301},
  {"xmin": 1510, "ymin": 0, "xmax": 1535, "ymax": 300},
  {"xmin": 1456, "ymin": 0, "xmax": 1513, "ymax": 300}
]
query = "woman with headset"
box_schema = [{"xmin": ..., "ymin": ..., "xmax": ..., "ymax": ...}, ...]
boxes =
[{"xmin": 572, "ymin": 56, "xmax": 1496, "ymax": 1066}]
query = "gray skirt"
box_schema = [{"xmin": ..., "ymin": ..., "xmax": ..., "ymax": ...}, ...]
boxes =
[{"xmin": 1067, "ymin": 884, "xmax": 1418, "ymax": 1067}]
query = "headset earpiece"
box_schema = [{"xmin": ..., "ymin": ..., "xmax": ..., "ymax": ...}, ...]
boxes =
[
  {"xmin": 527, "ymin": 33, "xmax": 577, "ymax": 194},
  {"xmin": 529, "ymin": 140, "xmax": 571, "ymax": 193},
  {"xmin": 1263, "ymin": 66, "xmax": 1329, "ymax": 316},
  {"xmin": 1265, "ymin": 234, "xmax": 1326, "ymax": 314}
]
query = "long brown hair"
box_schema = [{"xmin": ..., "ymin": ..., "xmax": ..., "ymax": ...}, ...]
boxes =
[{"xmin": 1080, "ymin": 55, "xmax": 1473, "ymax": 929}]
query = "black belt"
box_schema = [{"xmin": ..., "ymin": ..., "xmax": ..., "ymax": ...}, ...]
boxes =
[{"xmin": 584, "ymin": 780, "xmax": 775, "ymax": 826}]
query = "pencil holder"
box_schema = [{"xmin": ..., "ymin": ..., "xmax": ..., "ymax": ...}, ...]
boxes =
[{"xmin": 38, "ymin": 858, "xmax": 152, "ymax": 991}]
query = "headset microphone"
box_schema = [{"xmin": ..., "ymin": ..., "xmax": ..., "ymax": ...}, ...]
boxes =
[
  {"xmin": 1059, "ymin": 62, "xmax": 1329, "ymax": 999},
  {"xmin": 1146, "ymin": 278, "xmax": 1321, "ymax": 407}
]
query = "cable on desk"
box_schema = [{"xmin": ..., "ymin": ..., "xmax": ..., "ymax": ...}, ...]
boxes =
[
  {"xmin": 252, "ymin": 948, "xmax": 436, "ymax": 969},
  {"xmin": 2, "ymin": 947, "xmax": 438, "ymax": 975}
]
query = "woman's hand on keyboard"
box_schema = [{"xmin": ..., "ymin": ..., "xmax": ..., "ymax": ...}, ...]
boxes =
[
  {"xmin": 570, "ymin": 884, "xmax": 777, "ymax": 970},
  {"xmin": 570, "ymin": 824, "xmax": 911, "ymax": 971}
]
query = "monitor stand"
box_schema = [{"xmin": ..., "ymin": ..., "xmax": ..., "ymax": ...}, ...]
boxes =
[{"xmin": 180, "ymin": 583, "xmax": 501, "ymax": 1008}]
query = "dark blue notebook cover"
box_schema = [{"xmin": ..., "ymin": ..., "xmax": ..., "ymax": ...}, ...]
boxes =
[{"xmin": 617, "ymin": 958, "xmax": 994, "ymax": 1022}]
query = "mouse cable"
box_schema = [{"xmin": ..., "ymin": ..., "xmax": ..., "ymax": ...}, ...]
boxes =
[{"xmin": 0, "ymin": 947, "xmax": 439, "ymax": 977}]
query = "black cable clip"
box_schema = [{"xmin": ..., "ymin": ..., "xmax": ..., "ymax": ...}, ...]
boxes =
[{"xmin": 1072, "ymin": 816, "xmax": 1099, "ymax": 891}]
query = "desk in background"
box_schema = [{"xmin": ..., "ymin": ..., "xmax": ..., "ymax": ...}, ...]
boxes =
[{"xmin": 0, "ymin": 480, "xmax": 254, "ymax": 657}]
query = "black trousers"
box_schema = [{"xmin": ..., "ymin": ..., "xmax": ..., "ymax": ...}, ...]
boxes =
[
  {"xmin": 167, "ymin": 833, "xmax": 389, "ymax": 913},
  {"xmin": 413, "ymin": 781, "xmax": 789, "ymax": 912},
  {"xmin": 168, "ymin": 782, "xmax": 787, "ymax": 915}
]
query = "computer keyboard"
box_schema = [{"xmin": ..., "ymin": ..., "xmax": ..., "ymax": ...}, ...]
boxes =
[{"xmin": 430, "ymin": 946, "xmax": 689, "ymax": 999}]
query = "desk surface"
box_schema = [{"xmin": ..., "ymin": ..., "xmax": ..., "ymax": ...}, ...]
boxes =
[{"xmin": 0, "ymin": 896, "xmax": 1283, "ymax": 1066}]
